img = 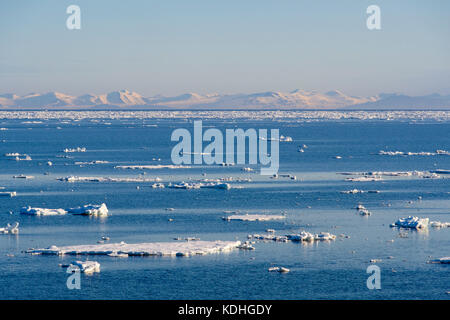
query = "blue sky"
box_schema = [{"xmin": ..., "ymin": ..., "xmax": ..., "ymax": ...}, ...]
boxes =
[{"xmin": 1, "ymin": 0, "xmax": 449, "ymax": 97}]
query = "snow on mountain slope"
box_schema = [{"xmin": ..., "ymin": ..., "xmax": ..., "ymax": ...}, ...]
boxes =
[
  {"xmin": 105, "ymin": 90, "xmax": 147, "ymax": 105},
  {"xmin": 13, "ymin": 92, "xmax": 75, "ymax": 108},
  {"xmin": 1, "ymin": 89, "xmax": 449, "ymax": 109}
]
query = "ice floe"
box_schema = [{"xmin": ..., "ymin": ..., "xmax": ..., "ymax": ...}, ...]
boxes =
[
  {"xmin": 345, "ymin": 176, "xmax": 383, "ymax": 182},
  {"xmin": 288, "ymin": 232, "xmax": 337, "ymax": 242},
  {"xmin": 0, "ymin": 222, "xmax": 19, "ymax": 234},
  {"xmin": 379, "ymin": 150, "xmax": 450, "ymax": 156},
  {"xmin": 427, "ymin": 257, "xmax": 450, "ymax": 264},
  {"xmin": 14, "ymin": 155, "xmax": 32, "ymax": 161},
  {"xmin": 341, "ymin": 189, "xmax": 380, "ymax": 194},
  {"xmin": 237, "ymin": 241, "xmax": 255, "ymax": 250},
  {"xmin": 58, "ymin": 176, "xmax": 162, "ymax": 183},
  {"xmin": 68, "ymin": 261, "xmax": 101, "ymax": 273},
  {"xmin": 4, "ymin": 152, "xmax": 31, "ymax": 160},
  {"xmin": 260, "ymin": 135, "xmax": 292, "ymax": 142},
  {"xmin": 20, "ymin": 204, "xmax": 108, "ymax": 216},
  {"xmin": 268, "ymin": 267, "xmax": 290, "ymax": 273},
  {"xmin": 13, "ymin": 175, "xmax": 34, "ymax": 179},
  {"xmin": 340, "ymin": 170, "xmax": 443, "ymax": 180},
  {"xmin": 115, "ymin": 165, "xmax": 190, "ymax": 170},
  {"xmin": 249, "ymin": 231, "xmax": 337, "ymax": 243},
  {"xmin": 67, "ymin": 203, "xmax": 108, "ymax": 216},
  {"xmin": 390, "ymin": 216, "xmax": 429, "ymax": 229},
  {"xmin": 0, "ymin": 191, "xmax": 16, "ymax": 197},
  {"xmin": 223, "ymin": 214, "xmax": 285, "ymax": 221},
  {"xmin": 168, "ymin": 182, "xmax": 231, "ymax": 190},
  {"xmin": 20, "ymin": 207, "xmax": 67, "ymax": 216},
  {"xmin": 430, "ymin": 221, "xmax": 450, "ymax": 228},
  {"xmin": 74, "ymin": 161, "xmax": 109, "ymax": 165},
  {"xmin": 26, "ymin": 240, "xmax": 241, "ymax": 257},
  {"xmin": 355, "ymin": 204, "xmax": 372, "ymax": 216},
  {"xmin": 63, "ymin": 147, "xmax": 86, "ymax": 153},
  {"xmin": 248, "ymin": 234, "xmax": 289, "ymax": 242}
]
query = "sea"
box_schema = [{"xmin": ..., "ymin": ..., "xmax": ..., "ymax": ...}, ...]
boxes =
[{"xmin": 0, "ymin": 110, "xmax": 448, "ymax": 300}]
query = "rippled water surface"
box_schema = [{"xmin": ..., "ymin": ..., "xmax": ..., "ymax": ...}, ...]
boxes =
[{"xmin": 0, "ymin": 115, "xmax": 449, "ymax": 299}]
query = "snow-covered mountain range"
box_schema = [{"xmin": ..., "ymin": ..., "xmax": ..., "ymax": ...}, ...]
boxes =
[{"xmin": 1, "ymin": 89, "xmax": 449, "ymax": 109}]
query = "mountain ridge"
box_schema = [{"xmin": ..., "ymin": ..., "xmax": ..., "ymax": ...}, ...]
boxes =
[{"xmin": 1, "ymin": 89, "xmax": 449, "ymax": 110}]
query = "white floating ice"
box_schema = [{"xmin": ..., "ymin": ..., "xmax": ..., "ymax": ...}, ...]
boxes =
[
  {"xmin": 58, "ymin": 176, "xmax": 162, "ymax": 183},
  {"xmin": 115, "ymin": 165, "xmax": 190, "ymax": 170},
  {"xmin": 223, "ymin": 214, "xmax": 285, "ymax": 221},
  {"xmin": 268, "ymin": 267, "xmax": 290, "ymax": 273},
  {"xmin": 13, "ymin": 175, "xmax": 34, "ymax": 179},
  {"xmin": 20, "ymin": 204, "xmax": 108, "ymax": 216},
  {"xmin": 428, "ymin": 257, "xmax": 450, "ymax": 264},
  {"xmin": 63, "ymin": 147, "xmax": 86, "ymax": 153},
  {"xmin": 390, "ymin": 216, "xmax": 429, "ymax": 229},
  {"xmin": 0, "ymin": 191, "xmax": 16, "ymax": 197},
  {"xmin": 67, "ymin": 203, "xmax": 108, "ymax": 216},
  {"xmin": 20, "ymin": 207, "xmax": 67, "ymax": 216},
  {"xmin": 287, "ymin": 232, "xmax": 337, "ymax": 242},
  {"xmin": 69, "ymin": 261, "xmax": 101, "ymax": 273},
  {"xmin": 27, "ymin": 240, "xmax": 242, "ymax": 257},
  {"xmin": 430, "ymin": 221, "xmax": 450, "ymax": 228},
  {"xmin": 168, "ymin": 182, "xmax": 231, "ymax": 190},
  {"xmin": 0, "ymin": 222, "xmax": 19, "ymax": 234}
]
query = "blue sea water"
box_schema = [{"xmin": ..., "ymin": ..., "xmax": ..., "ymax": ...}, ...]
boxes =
[{"xmin": 0, "ymin": 115, "xmax": 449, "ymax": 299}]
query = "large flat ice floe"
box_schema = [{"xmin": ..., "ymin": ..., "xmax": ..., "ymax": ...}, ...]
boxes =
[
  {"xmin": 26, "ymin": 240, "xmax": 241, "ymax": 257},
  {"xmin": 115, "ymin": 165, "xmax": 190, "ymax": 170},
  {"xmin": 168, "ymin": 182, "xmax": 231, "ymax": 190},
  {"xmin": 58, "ymin": 176, "xmax": 162, "ymax": 183},
  {"xmin": 223, "ymin": 214, "xmax": 286, "ymax": 221},
  {"xmin": 379, "ymin": 150, "xmax": 450, "ymax": 156},
  {"xmin": 339, "ymin": 170, "xmax": 443, "ymax": 180},
  {"xmin": 20, "ymin": 203, "xmax": 108, "ymax": 216},
  {"xmin": 249, "ymin": 231, "xmax": 337, "ymax": 243}
]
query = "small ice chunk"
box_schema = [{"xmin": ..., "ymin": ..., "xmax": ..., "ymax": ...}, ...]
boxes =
[
  {"xmin": 13, "ymin": 175, "xmax": 34, "ymax": 179},
  {"xmin": 69, "ymin": 261, "xmax": 100, "ymax": 273},
  {"xmin": 268, "ymin": 266, "xmax": 290, "ymax": 273},
  {"xmin": 0, "ymin": 222, "xmax": 19, "ymax": 234},
  {"xmin": 237, "ymin": 241, "xmax": 255, "ymax": 250}
]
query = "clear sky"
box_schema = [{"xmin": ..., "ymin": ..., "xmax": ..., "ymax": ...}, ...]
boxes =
[{"xmin": 1, "ymin": 0, "xmax": 449, "ymax": 97}]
